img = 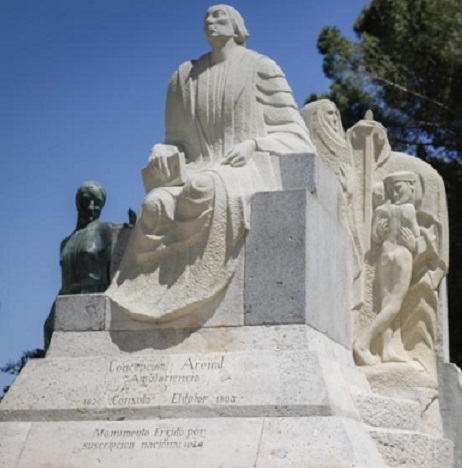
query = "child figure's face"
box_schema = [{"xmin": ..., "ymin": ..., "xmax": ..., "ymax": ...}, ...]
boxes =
[{"xmin": 391, "ymin": 181, "xmax": 414, "ymax": 205}]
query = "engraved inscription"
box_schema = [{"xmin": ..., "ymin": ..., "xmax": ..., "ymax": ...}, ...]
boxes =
[
  {"xmin": 81, "ymin": 425, "xmax": 208, "ymax": 451},
  {"xmin": 181, "ymin": 356, "xmax": 225, "ymax": 370},
  {"xmin": 80, "ymin": 355, "xmax": 240, "ymax": 409}
]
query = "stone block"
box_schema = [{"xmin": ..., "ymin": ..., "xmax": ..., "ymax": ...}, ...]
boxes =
[
  {"xmin": 9, "ymin": 418, "xmax": 262, "ymax": 468},
  {"xmin": 370, "ymin": 428, "xmax": 453, "ymax": 468},
  {"xmin": 244, "ymin": 189, "xmax": 352, "ymax": 348},
  {"xmin": 0, "ymin": 350, "xmax": 358, "ymax": 422},
  {"xmin": 256, "ymin": 417, "xmax": 386, "ymax": 468},
  {"xmin": 0, "ymin": 417, "xmax": 387, "ymax": 468},
  {"xmin": 354, "ymin": 394, "xmax": 420, "ymax": 430},
  {"xmin": 280, "ymin": 152, "xmax": 339, "ymax": 218},
  {"xmin": 54, "ymin": 294, "xmax": 108, "ymax": 332},
  {"xmin": 46, "ymin": 325, "xmax": 354, "ymax": 368},
  {"xmin": 0, "ymin": 422, "xmax": 31, "ymax": 468},
  {"xmin": 439, "ymin": 363, "xmax": 462, "ymax": 467}
]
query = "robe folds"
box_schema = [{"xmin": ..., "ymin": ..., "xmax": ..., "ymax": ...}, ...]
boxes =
[{"xmin": 108, "ymin": 47, "xmax": 314, "ymax": 322}]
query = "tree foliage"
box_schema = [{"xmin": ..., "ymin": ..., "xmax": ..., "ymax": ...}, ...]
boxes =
[{"xmin": 310, "ymin": 0, "xmax": 462, "ymax": 366}]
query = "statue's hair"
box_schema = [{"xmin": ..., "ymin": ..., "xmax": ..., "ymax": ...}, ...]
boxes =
[
  {"xmin": 208, "ymin": 4, "xmax": 250, "ymax": 46},
  {"xmin": 76, "ymin": 181, "xmax": 107, "ymax": 206}
]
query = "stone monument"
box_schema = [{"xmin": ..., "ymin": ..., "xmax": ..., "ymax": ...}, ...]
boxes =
[{"xmin": 1, "ymin": 6, "xmax": 460, "ymax": 468}]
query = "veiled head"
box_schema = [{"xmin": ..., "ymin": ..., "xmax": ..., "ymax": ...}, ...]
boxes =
[
  {"xmin": 204, "ymin": 5, "xmax": 249, "ymax": 46},
  {"xmin": 303, "ymin": 99, "xmax": 345, "ymax": 137}
]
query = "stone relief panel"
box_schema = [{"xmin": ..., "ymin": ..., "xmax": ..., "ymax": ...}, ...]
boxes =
[{"xmin": 302, "ymin": 102, "xmax": 448, "ymax": 389}]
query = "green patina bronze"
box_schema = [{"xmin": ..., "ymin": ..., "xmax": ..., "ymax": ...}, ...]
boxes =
[
  {"xmin": 59, "ymin": 181, "xmax": 112, "ymax": 294},
  {"xmin": 44, "ymin": 182, "xmax": 112, "ymax": 348}
]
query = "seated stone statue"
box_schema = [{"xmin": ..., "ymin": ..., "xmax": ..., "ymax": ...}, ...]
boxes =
[{"xmin": 108, "ymin": 4, "xmax": 314, "ymax": 322}]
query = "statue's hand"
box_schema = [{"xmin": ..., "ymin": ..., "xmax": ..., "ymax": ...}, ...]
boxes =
[
  {"xmin": 147, "ymin": 144, "xmax": 181, "ymax": 182},
  {"xmin": 222, "ymin": 140, "xmax": 256, "ymax": 167},
  {"xmin": 149, "ymin": 155, "xmax": 171, "ymax": 182},
  {"xmin": 401, "ymin": 227, "xmax": 417, "ymax": 252}
]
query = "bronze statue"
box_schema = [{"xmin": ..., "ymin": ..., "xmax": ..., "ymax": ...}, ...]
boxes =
[
  {"xmin": 44, "ymin": 181, "xmax": 112, "ymax": 348},
  {"xmin": 59, "ymin": 181, "xmax": 112, "ymax": 294}
]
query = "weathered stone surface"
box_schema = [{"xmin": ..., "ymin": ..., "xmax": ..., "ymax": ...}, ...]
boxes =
[
  {"xmin": 440, "ymin": 363, "xmax": 462, "ymax": 467},
  {"xmin": 54, "ymin": 293, "xmax": 108, "ymax": 332},
  {"xmin": 0, "ymin": 350, "xmax": 359, "ymax": 422},
  {"xmin": 279, "ymin": 152, "xmax": 339, "ymax": 217},
  {"xmin": 373, "ymin": 386, "xmax": 444, "ymax": 438},
  {"xmin": 108, "ymin": 251, "xmax": 244, "ymax": 330},
  {"xmin": 0, "ymin": 417, "xmax": 388, "ymax": 468},
  {"xmin": 370, "ymin": 428, "xmax": 453, "ymax": 468},
  {"xmin": 0, "ymin": 422, "xmax": 31, "ymax": 468},
  {"xmin": 256, "ymin": 417, "xmax": 386, "ymax": 468},
  {"xmin": 46, "ymin": 325, "xmax": 354, "ymax": 366},
  {"xmin": 354, "ymin": 393, "xmax": 420, "ymax": 430},
  {"xmin": 7, "ymin": 418, "xmax": 262, "ymax": 468},
  {"xmin": 244, "ymin": 189, "xmax": 352, "ymax": 348}
]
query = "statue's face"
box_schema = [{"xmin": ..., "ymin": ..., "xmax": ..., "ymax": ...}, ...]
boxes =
[
  {"xmin": 204, "ymin": 6, "xmax": 234, "ymax": 43},
  {"xmin": 391, "ymin": 181, "xmax": 414, "ymax": 205},
  {"xmin": 77, "ymin": 188, "xmax": 104, "ymax": 224},
  {"xmin": 324, "ymin": 103, "xmax": 339, "ymax": 133}
]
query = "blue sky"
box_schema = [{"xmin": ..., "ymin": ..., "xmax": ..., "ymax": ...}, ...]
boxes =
[{"xmin": 0, "ymin": 0, "xmax": 369, "ymax": 391}]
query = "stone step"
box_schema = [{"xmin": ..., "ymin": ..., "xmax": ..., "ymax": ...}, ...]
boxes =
[
  {"xmin": 369, "ymin": 427, "xmax": 453, "ymax": 468},
  {"xmin": 354, "ymin": 393, "xmax": 421, "ymax": 430}
]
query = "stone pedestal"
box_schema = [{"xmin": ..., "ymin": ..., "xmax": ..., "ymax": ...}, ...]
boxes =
[{"xmin": 0, "ymin": 158, "xmax": 454, "ymax": 467}]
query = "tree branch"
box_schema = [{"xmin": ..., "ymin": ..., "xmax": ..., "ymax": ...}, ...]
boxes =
[{"xmin": 371, "ymin": 75, "xmax": 455, "ymax": 115}]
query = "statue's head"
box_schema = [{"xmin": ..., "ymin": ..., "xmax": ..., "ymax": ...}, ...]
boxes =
[
  {"xmin": 383, "ymin": 172, "xmax": 418, "ymax": 206},
  {"xmin": 316, "ymin": 100, "xmax": 343, "ymax": 135},
  {"xmin": 301, "ymin": 99, "xmax": 345, "ymax": 142},
  {"xmin": 204, "ymin": 5, "xmax": 249, "ymax": 46},
  {"xmin": 302, "ymin": 100, "xmax": 342, "ymax": 132},
  {"xmin": 75, "ymin": 181, "xmax": 107, "ymax": 226}
]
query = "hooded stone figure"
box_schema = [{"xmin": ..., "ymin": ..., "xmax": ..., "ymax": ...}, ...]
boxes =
[
  {"xmin": 107, "ymin": 4, "xmax": 314, "ymax": 322},
  {"xmin": 301, "ymin": 99, "xmax": 364, "ymax": 308}
]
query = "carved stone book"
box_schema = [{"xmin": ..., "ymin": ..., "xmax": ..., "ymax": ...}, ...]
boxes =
[{"xmin": 142, "ymin": 149, "xmax": 186, "ymax": 192}]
